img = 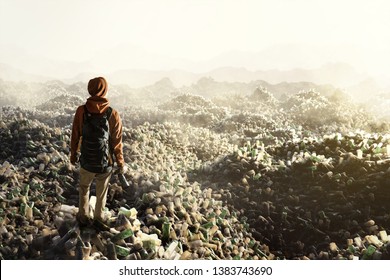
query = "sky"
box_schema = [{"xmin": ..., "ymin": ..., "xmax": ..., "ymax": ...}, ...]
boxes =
[{"xmin": 1, "ymin": 0, "xmax": 390, "ymax": 83}]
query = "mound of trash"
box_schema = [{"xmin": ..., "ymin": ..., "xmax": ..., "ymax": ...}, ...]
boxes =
[
  {"xmin": 250, "ymin": 86, "xmax": 279, "ymax": 106},
  {"xmin": 1, "ymin": 84, "xmax": 390, "ymax": 260},
  {"xmin": 194, "ymin": 132, "xmax": 390, "ymax": 259},
  {"xmin": 281, "ymin": 90, "xmax": 374, "ymax": 132},
  {"xmin": 0, "ymin": 116, "xmax": 270, "ymax": 260},
  {"xmin": 158, "ymin": 94, "xmax": 228, "ymax": 128},
  {"xmin": 36, "ymin": 94, "xmax": 84, "ymax": 114}
]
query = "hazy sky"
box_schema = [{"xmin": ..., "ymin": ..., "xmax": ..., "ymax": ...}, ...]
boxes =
[{"xmin": 1, "ymin": 0, "xmax": 390, "ymax": 81}]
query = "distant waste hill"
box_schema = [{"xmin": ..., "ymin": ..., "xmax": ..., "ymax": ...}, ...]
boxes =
[
  {"xmin": 1, "ymin": 75, "xmax": 389, "ymax": 122},
  {"xmin": 0, "ymin": 76, "xmax": 339, "ymax": 108}
]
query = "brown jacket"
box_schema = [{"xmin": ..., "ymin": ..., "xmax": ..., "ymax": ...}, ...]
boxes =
[{"xmin": 70, "ymin": 77, "xmax": 124, "ymax": 168}]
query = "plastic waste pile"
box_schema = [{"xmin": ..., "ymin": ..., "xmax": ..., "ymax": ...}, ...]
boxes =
[
  {"xmin": 0, "ymin": 114, "xmax": 270, "ymax": 260},
  {"xmin": 198, "ymin": 132, "xmax": 390, "ymax": 259},
  {"xmin": 1, "ymin": 86, "xmax": 390, "ymax": 260}
]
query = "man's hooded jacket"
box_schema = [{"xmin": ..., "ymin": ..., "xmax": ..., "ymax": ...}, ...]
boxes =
[{"xmin": 70, "ymin": 77, "xmax": 124, "ymax": 168}]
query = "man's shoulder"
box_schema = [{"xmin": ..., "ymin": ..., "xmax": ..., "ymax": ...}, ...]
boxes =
[
  {"xmin": 109, "ymin": 107, "xmax": 121, "ymax": 116},
  {"xmin": 108, "ymin": 107, "xmax": 122, "ymax": 122},
  {"xmin": 73, "ymin": 105, "xmax": 85, "ymax": 120},
  {"xmin": 76, "ymin": 105, "xmax": 85, "ymax": 113}
]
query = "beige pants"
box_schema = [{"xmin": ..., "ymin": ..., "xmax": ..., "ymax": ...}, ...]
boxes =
[{"xmin": 78, "ymin": 167, "xmax": 112, "ymax": 222}]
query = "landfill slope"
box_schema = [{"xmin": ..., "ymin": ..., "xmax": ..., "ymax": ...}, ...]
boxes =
[{"xmin": 1, "ymin": 85, "xmax": 390, "ymax": 260}]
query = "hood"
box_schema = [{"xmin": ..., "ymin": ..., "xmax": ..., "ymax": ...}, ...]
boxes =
[
  {"xmin": 85, "ymin": 77, "xmax": 110, "ymax": 114},
  {"xmin": 85, "ymin": 96, "xmax": 110, "ymax": 114},
  {"xmin": 88, "ymin": 77, "xmax": 107, "ymax": 97}
]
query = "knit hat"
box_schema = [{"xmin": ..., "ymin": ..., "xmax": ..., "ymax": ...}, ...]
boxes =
[{"xmin": 88, "ymin": 77, "xmax": 108, "ymax": 97}]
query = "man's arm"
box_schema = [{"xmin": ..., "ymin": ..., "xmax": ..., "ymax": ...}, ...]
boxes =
[
  {"xmin": 110, "ymin": 109, "xmax": 125, "ymax": 168},
  {"xmin": 70, "ymin": 106, "xmax": 83, "ymax": 164}
]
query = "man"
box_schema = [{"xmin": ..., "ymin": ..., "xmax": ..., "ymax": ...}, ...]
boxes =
[{"xmin": 70, "ymin": 77, "xmax": 126, "ymax": 228}]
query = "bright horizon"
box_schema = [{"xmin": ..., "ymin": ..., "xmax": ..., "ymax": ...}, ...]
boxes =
[{"xmin": 1, "ymin": 0, "xmax": 390, "ymax": 85}]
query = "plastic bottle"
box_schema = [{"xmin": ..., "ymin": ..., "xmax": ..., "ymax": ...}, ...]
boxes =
[
  {"xmin": 118, "ymin": 207, "xmax": 138, "ymax": 219},
  {"xmin": 162, "ymin": 221, "xmax": 171, "ymax": 242},
  {"xmin": 118, "ymin": 173, "xmax": 129, "ymax": 188},
  {"xmin": 111, "ymin": 228, "xmax": 134, "ymax": 243},
  {"xmin": 362, "ymin": 245, "xmax": 376, "ymax": 259}
]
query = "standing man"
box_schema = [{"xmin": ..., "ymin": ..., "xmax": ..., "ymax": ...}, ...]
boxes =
[{"xmin": 70, "ymin": 77, "xmax": 127, "ymax": 229}]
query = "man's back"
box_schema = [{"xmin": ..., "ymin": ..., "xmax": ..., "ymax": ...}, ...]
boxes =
[{"xmin": 70, "ymin": 77, "xmax": 124, "ymax": 169}]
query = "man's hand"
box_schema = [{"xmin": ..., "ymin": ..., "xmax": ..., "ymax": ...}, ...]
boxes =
[
  {"xmin": 70, "ymin": 153, "xmax": 79, "ymax": 165},
  {"xmin": 119, "ymin": 164, "xmax": 128, "ymax": 174}
]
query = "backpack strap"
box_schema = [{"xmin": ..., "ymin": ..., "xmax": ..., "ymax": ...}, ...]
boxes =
[
  {"xmin": 105, "ymin": 107, "xmax": 113, "ymax": 119},
  {"xmin": 106, "ymin": 107, "xmax": 114, "ymax": 162}
]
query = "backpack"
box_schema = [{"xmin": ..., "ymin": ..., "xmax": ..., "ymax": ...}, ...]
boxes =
[{"xmin": 80, "ymin": 105, "xmax": 113, "ymax": 173}]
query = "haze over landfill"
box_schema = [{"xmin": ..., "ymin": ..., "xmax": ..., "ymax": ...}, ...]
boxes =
[
  {"xmin": 1, "ymin": 0, "xmax": 390, "ymax": 87},
  {"xmin": 1, "ymin": 0, "xmax": 390, "ymax": 261}
]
